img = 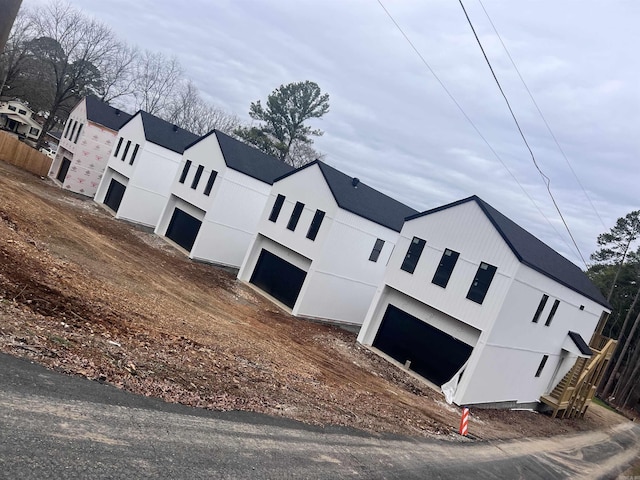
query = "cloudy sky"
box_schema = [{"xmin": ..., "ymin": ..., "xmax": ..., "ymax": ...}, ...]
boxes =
[{"xmin": 25, "ymin": 0, "xmax": 639, "ymax": 267}]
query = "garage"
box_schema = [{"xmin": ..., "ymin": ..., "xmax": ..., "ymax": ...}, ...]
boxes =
[
  {"xmin": 373, "ymin": 304, "xmax": 473, "ymax": 386},
  {"xmin": 165, "ymin": 207, "xmax": 202, "ymax": 252},
  {"xmin": 104, "ymin": 178, "xmax": 126, "ymax": 213},
  {"xmin": 250, "ymin": 249, "xmax": 307, "ymax": 309},
  {"xmin": 56, "ymin": 157, "xmax": 71, "ymax": 183}
]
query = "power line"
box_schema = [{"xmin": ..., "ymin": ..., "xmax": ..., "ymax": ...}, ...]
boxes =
[
  {"xmin": 476, "ymin": 0, "xmax": 607, "ymax": 231},
  {"xmin": 457, "ymin": 0, "xmax": 588, "ymax": 268},
  {"xmin": 375, "ymin": 0, "xmax": 577, "ymax": 257}
]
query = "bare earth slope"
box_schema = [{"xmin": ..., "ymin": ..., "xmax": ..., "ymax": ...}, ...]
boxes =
[{"xmin": 0, "ymin": 161, "xmax": 626, "ymax": 440}]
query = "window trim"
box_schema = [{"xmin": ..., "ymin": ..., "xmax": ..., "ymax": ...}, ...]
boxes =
[
  {"xmin": 121, "ymin": 140, "xmax": 131, "ymax": 162},
  {"xmin": 128, "ymin": 144, "xmax": 139, "ymax": 165},
  {"xmin": 400, "ymin": 237, "xmax": 426, "ymax": 274},
  {"xmin": 431, "ymin": 248, "xmax": 460, "ymax": 288},
  {"xmin": 191, "ymin": 164, "xmax": 204, "ymax": 189},
  {"xmin": 178, "ymin": 160, "xmax": 192, "ymax": 184},
  {"xmin": 68, "ymin": 121, "xmax": 77, "ymax": 142},
  {"xmin": 287, "ymin": 201, "xmax": 305, "ymax": 231},
  {"xmin": 74, "ymin": 123, "xmax": 83, "ymax": 143},
  {"xmin": 306, "ymin": 210, "xmax": 325, "ymax": 240},
  {"xmin": 535, "ymin": 355, "xmax": 549, "ymax": 377},
  {"xmin": 466, "ymin": 261, "xmax": 497, "ymax": 304},
  {"xmin": 369, "ymin": 238, "xmax": 385, "ymax": 262},
  {"xmin": 269, "ymin": 194, "xmax": 285, "ymax": 222},
  {"xmin": 114, "ymin": 137, "xmax": 123, "ymax": 157},
  {"xmin": 532, "ymin": 294, "xmax": 549, "ymax": 323},
  {"xmin": 203, "ymin": 170, "xmax": 217, "ymax": 196},
  {"xmin": 545, "ymin": 299, "xmax": 560, "ymax": 326}
]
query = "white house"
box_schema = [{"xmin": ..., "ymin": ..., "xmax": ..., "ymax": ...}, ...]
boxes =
[
  {"xmin": 357, "ymin": 196, "xmax": 611, "ymax": 408},
  {"xmin": 237, "ymin": 160, "xmax": 418, "ymax": 326},
  {"xmin": 94, "ymin": 111, "xmax": 199, "ymax": 228},
  {"xmin": 154, "ymin": 129, "xmax": 293, "ymax": 268},
  {"xmin": 49, "ymin": 96, "xmax": 131, "ymax": 197},
  {"xmin": 0, "ymin": 99, "xmax": 42, "ymax": 141}
]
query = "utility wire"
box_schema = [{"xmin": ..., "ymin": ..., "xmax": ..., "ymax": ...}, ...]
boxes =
[
  {"xmin": 476, "ymin": 0, "xmax": 607, "ymax": 231},
  {"xmin": 457, "ymin": 0, "xmax": 588, "ymax": 268},
  {"xmin": 375, "ymin": 0, "xmax": 577, "ymax": 256}
]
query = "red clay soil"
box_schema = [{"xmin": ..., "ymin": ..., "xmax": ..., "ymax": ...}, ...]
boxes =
[{"xmin": 0, "ymin": 160, "xmax": 627, "ymax": 441}]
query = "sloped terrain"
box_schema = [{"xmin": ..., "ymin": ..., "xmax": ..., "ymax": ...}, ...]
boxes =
[{"xmin": 0, "ymin": 160, "xmax": 625, "ymax": 440}]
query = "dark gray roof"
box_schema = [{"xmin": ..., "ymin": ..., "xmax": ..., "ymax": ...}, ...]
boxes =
[
  {"xmin": 119, "ymin": 110, "xmax": 199, "ymax": 154},
  {"xmin": 568, "ymin": 331, "xmax": 593, "ymax": 356},
  {"xmin": 185, "ymin": 130, "xmax": 294, "ymax": 184},
  {"xmin": 408, "ymin": 196, "xmax": 610, "ymax": 309},
  {"xmin": 84, "ymin": 96, "xmax": 131, "ymax": 131},
  {"xmin": 275, "ymin": 161, "xmax": 418, "ymax": 232}
]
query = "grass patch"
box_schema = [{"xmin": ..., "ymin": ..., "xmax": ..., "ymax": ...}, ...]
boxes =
[{"xmin": 593, "ymin": 396, "xmax": 619, "ymax": 413}]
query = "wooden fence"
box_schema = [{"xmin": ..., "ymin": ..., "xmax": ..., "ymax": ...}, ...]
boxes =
[{"xmin": 0, "ymin": 131, "xmax": 52, "ymax": 177}]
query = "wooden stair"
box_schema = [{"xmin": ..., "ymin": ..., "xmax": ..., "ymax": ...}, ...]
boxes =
[{"xmin": 540, "ymin": 336, "xmax": 616, "ymax": 419}]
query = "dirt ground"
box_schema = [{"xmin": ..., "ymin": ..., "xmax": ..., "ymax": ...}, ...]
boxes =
[{"xmin": 0, "ymin": 160, "xmax": 628, "ymax": 441}]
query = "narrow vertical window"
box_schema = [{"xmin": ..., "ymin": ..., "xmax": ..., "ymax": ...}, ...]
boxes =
[
  {"xmin": 64, "ymin": 119, "xmax": 73, "ymax": 138},
  {"xmin": 369, "ymin": 239, "xmax": 385, "ymax": 262},
  {"xmin": 431, "ymin": 248, "xmax": 460, "ymax": 288},
  {"xmin": 287, "ymin": 202, "xmax": 305, "ymax": 231},
  {"xmin": 74, "ymin": 123, "xmax": 83, "ymax": 143},
  {"xmin": 532, "ymin": 294, "xmax": 549, "ymax": 323},
  {"xmin": 466, "ymin": 262, "xmax": 497, "ymax": 304},
  {"xmin": 68, "ymin": 121, "xmax": 77, "ymax": 141},
  {"xmin": 269, "ymin": 194, "xmax": 285, "ymax": 222},
  {"xmin": 121, "ymin": 140, "xmax": 131, "ymax": 162},
  {"xmin": 535, "ymin": 355, "xmax": 549, "ymax": 377},
  {"xmin": 400, "ymin": 237, "xmax": 426, "ymax": 274},
  {"xmin": 191, "ymin": 164, "xmax": 204, "ymax": 189},
  {"xmin": 545, "ymin": 299, "xmax": 560, "ymax": 326},
  {"xmin": 306, "ymin": 210, "xmax": 325, "ymax": 240},
  {"xmin": 203, "ymin": 170, "xmax": 217, "ymax": 196},
  {"xmin": 179, "ymin": 160, "xmax": 191, "ymax": 184},
  {"xmin": 114, "ymin": 137, "xmax": 123, "ymax": 157},
  {"xmin": 128, "ymin": 144, "xmax": 139, "ymax": 165}
]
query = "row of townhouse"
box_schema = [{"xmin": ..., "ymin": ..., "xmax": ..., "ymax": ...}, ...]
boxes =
[{"xmin": 48, "ymin": 96, "xmax": 611, "ymax": 411}]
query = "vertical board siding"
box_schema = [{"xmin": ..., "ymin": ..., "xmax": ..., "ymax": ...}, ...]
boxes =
[{"xmin": 0, "ymin": 131, "xmax": 52, "ymax": 176}]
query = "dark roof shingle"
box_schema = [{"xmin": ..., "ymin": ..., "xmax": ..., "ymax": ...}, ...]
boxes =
[
  {"xmin": 276, "ymin": 161, "xmax": 418, "ymax": 232},
  {"xmin": 568, "ymin": 331, "xmax": 593, "ymax": 356},
  {"xmin": 135, "ymin": 111, "xmax": 199, "ymax": 154},
  {"xmin": 408, "ymin": 196, "xmax": 610, "ymax": 309},
  {"xmin": 186, "ymin": 130, "xmax": 294, "ymax": 184},
  {"xmin": 84, "ymin": 96, "xmax": 131, "ymax": 131}
]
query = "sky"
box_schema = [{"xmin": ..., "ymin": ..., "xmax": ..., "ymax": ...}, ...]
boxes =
[{"xmin": 24, "ymin": 0, "xmax": 639, "ymax": 267}]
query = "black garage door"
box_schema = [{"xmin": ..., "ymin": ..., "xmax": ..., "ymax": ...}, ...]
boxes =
[
  {"xmin": 250, "ymin": 249, "xmax": 307, "ymax": 309},
  {"xmin": 104, "ymin": 178, "xmax": 126, "ymax": 213},
  {"xmin": 166, "ymin": 208, "xmax": 202, "ymax": 252},
  {"xmin": 373, "ymin": 304, "xmax": 473, "ymax": 386},
  {"xmin": 56, "ymin": 157, "xmax": 71, "ymax": 183}
]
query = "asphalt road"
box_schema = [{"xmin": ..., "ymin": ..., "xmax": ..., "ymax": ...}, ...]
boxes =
[{"xmin": 0, "ymin": 353, "xmax": 638, "ymax": 479}]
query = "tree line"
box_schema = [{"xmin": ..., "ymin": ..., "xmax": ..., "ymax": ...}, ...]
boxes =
[
  {"xmin": 0, "ymin": 0, "xmax": 329, "ymax": 166},
  {"xmin": 589, "ymin": 211, "xmax": 640, "ymax": 409}
]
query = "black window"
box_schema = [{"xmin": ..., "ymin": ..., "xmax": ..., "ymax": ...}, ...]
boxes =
[
  {"xmin": 535, "ymin": 355, "xmax": 549, "ymax": 377},
  {"xmin": 545, "ymin": 299, "xmax": 560, "ymax": 326},
  {"xmin": 466, "ymin": 262, "xmax": 497, "ymax": 304},
  {"xmin": 287, "ymin": 202, "xmax": 305, "ymax": 231},
  {"xmin": 7, "ymin": 105, "xmax": 16, "ymax": 111},
  {"xmin": 74, "ymin": 123, "xmax": 83, "ymax": 143},
  {"xmin": 400, "ymin": 237, "xmax": 426, "ymax": 274},
  {"xmin": 306, "ymin": 210, "xmax": 325, "ymax": 240},
  {"xmin": 432, "ymin": 248, "xmax": 460, "ymax": 288},
  {"xmin": 64, "ymin": 119, "xmax": 73, "ymax": 138},
  {"xmin": 369, "ymin": 239, "xmax": 385, "ymax": 262},
  {"xmin": 269, "ymin": 194, "xmax": 285, "ymax": 222},
  {"xmin": 18, "ymin": 109, "xmax": 27, "ymax": 115},
  {"xmin": 114, "ymin": 137, "xmax": 123, "ymax": 157},
  {"xmin": 69, "ymin": 121, "xmax": 77, "ymax": 141},
  {"xmin": 179, "ymin": 160, "xmax": 191, "ymax": 184},
  {"xmin": 121, "ymin": 140, "xmax": 131, "ymax": 161},
  {"xmin": 203, "ymin": 170, "xmax": 217, "ymax": 196},
  {"xmin": 129, "ymin": 144, "xmax": 139, "ymax": 165},
  {"xmin": 532, "ymin": 294, "xmax": 549, "ymax": 323},
  {"xmin": 191, "ymin": 164, "xmax": 204, "ymax": 189}
]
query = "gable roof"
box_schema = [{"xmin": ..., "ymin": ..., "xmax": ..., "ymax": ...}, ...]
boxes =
[
  {"xmin": 119, "ymin": 110, "xmax": 199, "ymax": 154},
  {"xmin": 275, "ymin": 160, "xmax": 418, "ymax": 232},
  {"xmin": 84, "ymin": 96, "xmax": 132, "ymax": 131},
  {"xmin": 185, "ymin": 130, "xmax": 294, "ymax": 184},
  {"xmin": 408, "ymin": 196, "xmax": 610, "ymax": 309}
]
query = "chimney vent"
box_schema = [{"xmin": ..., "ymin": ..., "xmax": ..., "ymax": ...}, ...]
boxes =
[{"xmin": 352, "ymin": 177, "xmax": 360, "ymax": 187}]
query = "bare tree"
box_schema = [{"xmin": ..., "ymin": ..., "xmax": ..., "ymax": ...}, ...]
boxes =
[
  {"xmin": 164, "ymin": 79, "xmax": 241, "ymax": 135},
  {"xmin": 132, "ymin": 49, "xmax": 183, "ymax": 115},
  {"xmin": 94, "ymin": 41, "xmax": 139, "ymax": 105},
  {"xmin": 26, "ymin": 0, "xmax": 121, "ymax": 147}
]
